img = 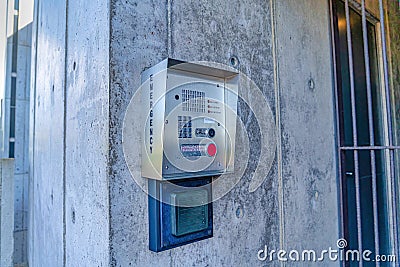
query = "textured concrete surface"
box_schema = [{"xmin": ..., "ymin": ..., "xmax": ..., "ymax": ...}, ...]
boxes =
[
  {"xmin": 274, "ymin": 0, "xmax": 339, "ymax": 255},
  {"xmin": 0, "ymin": 1, "xmax": 6, "ymax": 116},
  {"xmin": 109, "ymin": 1, "xmax": 172, "ymax": 265},
  {"xmin": 29, "ymin": 0, "xmax": 66, "ymax": 265},
  {"xmin": 29, "ymin": 0, "xmax": 110, "ymax": 266},
  {"xmin": 109, "ymin": 0, "xmax": 338, "ymax": 266},
  {"xmin": 1, "ymin": 0, "xmax": 14, "ymax": 158},
  {"xmin": 28, "ymin": 0, "xmax": 400, "ymax": 266},
  {"xmin": 0, "ymin": 159, "xmax": 14, "ymax": 267},
  {"xmin": 109, "ymin": 0, "xmax": 280, "ymax": 265},
  {"xmin": 64, "ymin": 0, "xmax": 110, "ymax": 265},
  {"xmin": 0, "ymin": 0, "xmax": 33, "ymax": 265},
  {"xmin": 14, "ymin": 21, "xmax": 32, "ymax": 265}
]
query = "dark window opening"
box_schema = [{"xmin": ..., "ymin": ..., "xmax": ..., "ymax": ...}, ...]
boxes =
[{"xmin": 331, "ymin": 0, "xmax": 393, "ymax": 265}]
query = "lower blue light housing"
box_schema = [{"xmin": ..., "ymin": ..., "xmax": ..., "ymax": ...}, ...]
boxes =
[{"xmin": 148, "ymin": 177, "xmax": 213, "ymax": 252}]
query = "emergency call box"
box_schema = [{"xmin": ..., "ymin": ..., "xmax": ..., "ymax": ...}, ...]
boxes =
[{"xmin": 141, "ymin": 58, "xmax": 239, "ymax": 180}]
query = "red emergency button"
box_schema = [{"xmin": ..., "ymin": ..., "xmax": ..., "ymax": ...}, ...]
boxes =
[{"xmin": 207, "ymin": 143, "xmax": 217, "ymax": 157}]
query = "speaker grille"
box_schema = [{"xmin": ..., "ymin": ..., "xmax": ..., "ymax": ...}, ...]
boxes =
[
  {"xmin": 171, "ymin": 189, "xmax": 209, "ymax": 236},
  {"xmin": 182, "ymin": 89, "xmax": 205, "ymax": 113}
]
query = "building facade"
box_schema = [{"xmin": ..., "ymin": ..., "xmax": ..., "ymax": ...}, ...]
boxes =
[
  {"xmin": 0, "ymin": 0, "xmax": 33, "ymax": 266},
  {"xmin": 0, "ymin": 0, "xmax": 398, "ymax": 266}
]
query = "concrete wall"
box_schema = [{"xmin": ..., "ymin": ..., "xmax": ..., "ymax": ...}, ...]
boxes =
[
  {"xmin": 64, "ymin": 0, "xmax": 110, "ymax": 265},
  {"xmin": 274, "ymin": 0, "xmax": 339, "ymax": 253},
  {"xmin": 29, "ymin": 0, "xmax": 341, "ymax": 265},
  {"xmin": 0, "ymin": 0, "xmax": 33, "ymax": 265},
  {"xmin": 109, "ymin": 0, "xmax": 338, "ymax": 266},
  {"xmin": 1, "ymin": 0, "xmax": 14, "ymax": 158},
  {"xmin": 109, "ymin": 0, "xmax": 280, "ymax": 265},
  {"xmin": 0, "ymin": 1, "xmax": 7, "ymax": 120},
  {"xmin": 0, "ymin": 159, "xmax": 14, "ymax": 267},
  {"xmin": 14, "ymin": 1, "xmax": 33, "ymax": 263},
  {"xmin": 29, "ymin": 0, "xmax": 110, "ymax": 266},
  {"xmin": 29, "ymin": 0, "xmax": 67, "ymax": 265},
  {"xmin": 28, "ymin": 0, "xmax": 400, "ymax": 266}
]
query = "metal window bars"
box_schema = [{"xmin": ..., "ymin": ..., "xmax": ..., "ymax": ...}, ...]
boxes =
[{"xmin": 331, "ymin": 0, "xmax": 399, "ymax": 266}]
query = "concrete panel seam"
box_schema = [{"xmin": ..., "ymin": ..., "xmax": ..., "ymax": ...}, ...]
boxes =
[
  {"xmin": 28, "ymin": 0, "xmax": 40, "ymax": 264},
  {"xmin": 62, "ymin": 0, "xmax": 69, "ymax": 266},
  {"xmin": 270, "ymin": 0, "xmax": 285, "ymax": 262},
  {"xmin": 108, "ymin": 0, "xmax": 113, "ymax": 266}
]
